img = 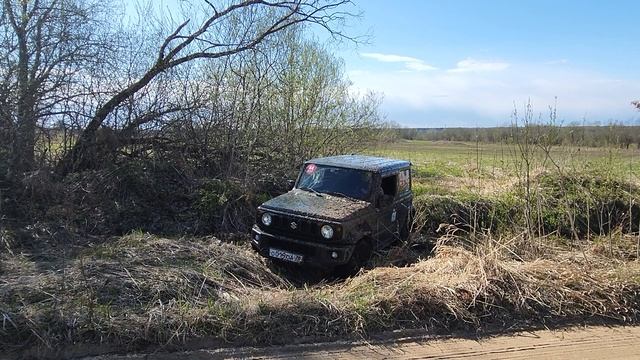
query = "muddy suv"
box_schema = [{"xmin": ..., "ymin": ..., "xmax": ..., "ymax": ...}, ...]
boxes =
[{"xmin": 251, "ymin": 155, "xmax": 412, "ymax": 271}]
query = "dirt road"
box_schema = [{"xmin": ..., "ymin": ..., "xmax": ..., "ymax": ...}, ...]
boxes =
[{"xmin": 83, "ymin": 325, "xmax": 640, "ymax": 359}]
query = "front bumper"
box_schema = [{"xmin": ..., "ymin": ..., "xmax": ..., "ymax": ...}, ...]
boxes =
[{"xmin": 251, "ymin": 225, "xmax": 354, "ymax": 267}]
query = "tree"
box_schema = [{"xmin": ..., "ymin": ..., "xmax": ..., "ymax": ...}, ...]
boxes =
[
  {"xmin": 0, "ymin": 0, "xmax": 354, "ymax": 176},
  {"xmin": 55, "ymin": 0, "xmax": 354, "ymax": 175},
  {"xmin": 161, "ymin": 26, "xmax": 385, "ymax": 183},
  {"xmin": 0, "ymin": 0, "xmax": 109, "ymax": 175}
]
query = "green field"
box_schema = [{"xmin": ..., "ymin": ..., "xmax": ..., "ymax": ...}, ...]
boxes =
[{"xmin": 368, "ymin": 139, "xmax": 640, "ymax": 197}]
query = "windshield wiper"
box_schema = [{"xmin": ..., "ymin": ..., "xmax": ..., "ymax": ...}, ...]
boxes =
[{"xmin": 299, "ymin": 186, "xmax": 323, "ymax": 197}]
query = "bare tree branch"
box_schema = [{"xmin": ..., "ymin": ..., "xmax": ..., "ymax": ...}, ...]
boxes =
[{"xmin": 56, "ymin": 0, "xmax": 355, "ymax": 174}]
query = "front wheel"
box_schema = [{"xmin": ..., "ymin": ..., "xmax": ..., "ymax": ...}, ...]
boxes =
[{"xmin": 335, "ymin": 239, "xmax": 372, "ymax": 277}]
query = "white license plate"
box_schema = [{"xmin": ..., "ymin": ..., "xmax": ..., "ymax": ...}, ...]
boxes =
[{"xmin": 269, "ymin": 248, "xmax": 303, "ymax": 263}]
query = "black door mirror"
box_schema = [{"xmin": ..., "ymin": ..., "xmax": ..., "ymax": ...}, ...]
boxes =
[{"xmin": 287, "ymin": 179, "xmax": 295, "ymax": 189}]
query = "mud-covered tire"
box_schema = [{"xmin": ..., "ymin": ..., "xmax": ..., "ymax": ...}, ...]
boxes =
[
  {"xmin": 335, "ymin": 239, "xmax": 372, "ymax": 277},
  {"xmin": 400, "ymin": 207, "xmax": 416, "ymax": 242}
]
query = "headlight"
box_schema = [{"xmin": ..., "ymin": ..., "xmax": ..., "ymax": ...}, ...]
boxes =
[
  {"xmin": 321, "ymin": 225, "xmax": 334, "ymax": 239},
  {"xmin": 261, "ymin": 213, "xmax": 272, "ymax": 226}
]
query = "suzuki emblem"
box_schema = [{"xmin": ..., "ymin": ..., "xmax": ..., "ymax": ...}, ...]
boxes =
[{"xmin": 290, "ymin": 222, "xmax": 298, "ymax": 229}]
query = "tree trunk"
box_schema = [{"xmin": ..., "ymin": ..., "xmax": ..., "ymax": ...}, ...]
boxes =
[
  {"xmin": 9, "ymin": 0, "xmax": 36, "ymax": 175},
  {"xmin": 55, "ymin": 65, "xmax": 164, "ymax": 175}
]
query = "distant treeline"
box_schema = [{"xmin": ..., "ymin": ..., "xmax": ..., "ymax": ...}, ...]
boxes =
[{"xmin": 396, "ymin": 126, "xmax": 640, "ymax": 148}]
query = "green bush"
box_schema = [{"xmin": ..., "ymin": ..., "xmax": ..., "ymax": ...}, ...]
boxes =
[
  {"xmin": 195, "ymin": 179, "xmax": 274, "ymax": 232},
  {"xmin": 196, "ymin": 179, "xmax": 238, "ymax": 215},
  {"xmin": 412, "ymin": 172, "xmax": 639, "ymax": 240},
  {"xmin": 534, "ymin": 173, "xmax": 640, "ymax": 237},
  {"xmin": 413, "ymin": 194, "xmax": 509, "ymax": 237}
]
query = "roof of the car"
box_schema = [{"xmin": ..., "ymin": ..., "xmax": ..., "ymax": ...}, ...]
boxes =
[{"xmin": 305, "ymin": 155, "xmax": 411, "ymax": 173}]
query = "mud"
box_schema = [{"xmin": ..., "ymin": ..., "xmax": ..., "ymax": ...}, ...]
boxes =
[{"xmin": 261, "ymin": 189, "xmax": 371, "ymax": 221}]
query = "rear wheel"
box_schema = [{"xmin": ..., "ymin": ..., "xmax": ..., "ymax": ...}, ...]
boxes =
[
  {"xmin": 400, "ymin": 207, "xmax": 416, "ymax": 242},
  {"xmin": 399, "ymin": 215, "xmax": 410, "ymax": 242}
]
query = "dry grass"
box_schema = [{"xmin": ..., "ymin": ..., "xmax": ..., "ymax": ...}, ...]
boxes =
[
  {"xmin": 334, "ymin": 243, "xmax": 640, "ymax": 329},
  {"xmin": 0, "ymin": 233, "xmax": 289, "ymax": 353},
  {"xmin": 1, "ymin": 233, "xmax": 639, "ymax": 358}
]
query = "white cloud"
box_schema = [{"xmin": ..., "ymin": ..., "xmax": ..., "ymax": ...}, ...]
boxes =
[
  {"xmin": 360, "ymin": 52, "xmax": 438, "ymax": 71},
  {"xmin": 405, "ymin": 61, "xmax": 438, "ymax": 71},
  {"xmin": 360, "ymin": 53, "xmax": 421, "ymax": 63},
  {"xmin": 348, "ymin": 63, "xmax": 640, "ymax": 127},
  {"xmin": 447, "ymin": 58, "xmax": 510, "ymax": 73}
]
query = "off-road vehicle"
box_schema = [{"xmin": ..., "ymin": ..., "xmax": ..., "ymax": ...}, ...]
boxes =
[{"xmin": 251, "ymin": 155, "xmax": 412, "ymax": 271}]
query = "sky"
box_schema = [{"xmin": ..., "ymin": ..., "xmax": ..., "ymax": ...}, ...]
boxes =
[
  {"xmin": 126, "ymin": 0, "xmax": 640, "ymax": 128},
  {"xmin": 334, "ymin": 0, "xmax": 640, "ymax": 127}
]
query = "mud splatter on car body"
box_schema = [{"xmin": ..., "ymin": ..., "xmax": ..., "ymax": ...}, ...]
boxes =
[
  {"xmin": 261, "ymin": 189, "xmax": 370, "ymax": 221},
  {"xmin": 251, "ymin": 155, "xmax": 413, "ymax": 270}
]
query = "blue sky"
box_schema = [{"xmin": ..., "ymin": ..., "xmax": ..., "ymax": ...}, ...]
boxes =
[
  {"xmin": 127, "ymin": 1, "xmax": 640, "ymax": 128},
  {"xmin": 337, "ymin": 0, "xmax": 640, "ymax": 127}
]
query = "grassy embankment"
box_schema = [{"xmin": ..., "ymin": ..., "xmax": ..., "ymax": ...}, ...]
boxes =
[
  {"xmin": 370, "ymin": 140, "xmax": 640, "ymax": 245},
  {"xmin": 2, "ymin": 140, "xmax": 640, "ymax": 358}
]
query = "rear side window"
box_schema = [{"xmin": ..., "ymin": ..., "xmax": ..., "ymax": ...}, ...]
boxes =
[
  {"xmin": 381, "ymin": 175, "xmax": 397, "ymax": 197},
  {"xmin": 398, "ymin": 169, "xmax": 410, "ymax": 193}
]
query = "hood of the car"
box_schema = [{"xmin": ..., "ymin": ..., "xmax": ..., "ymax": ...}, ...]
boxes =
[{"xmin": 260, "ymin": 188, "xmax": 371, "ymax": 221}]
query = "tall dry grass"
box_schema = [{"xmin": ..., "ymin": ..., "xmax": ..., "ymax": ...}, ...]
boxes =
[{"xmin": 2, "ymin": 233, "xmax": 639, "ymax": 359}]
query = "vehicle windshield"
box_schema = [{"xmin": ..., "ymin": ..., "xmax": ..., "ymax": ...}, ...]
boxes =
[{"xmin": 296, "ymin": 164, "xmax": 372, "ymax": 201}]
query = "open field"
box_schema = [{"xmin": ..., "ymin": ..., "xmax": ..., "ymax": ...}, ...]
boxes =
[
  {"xmin": 369, "ymin": 139, "xmax": 640, "ymax": 196},
  {"xmin": 2, "ymin": 140, "xmax": 640, "ymax": 359}
]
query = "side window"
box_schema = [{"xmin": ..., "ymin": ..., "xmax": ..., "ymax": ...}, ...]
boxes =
[
  {"xmin": 381, "ymin": 175, "xmax": 397, "ymax": 197},
  {"xmin": 398, "ymin": 169, "xmax": 410, "ymax": 193}
]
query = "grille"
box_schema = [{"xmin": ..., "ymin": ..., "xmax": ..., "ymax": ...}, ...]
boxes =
[{"xmin": 269, "ymin": 214, "xmax": 320, "ymax": 240}]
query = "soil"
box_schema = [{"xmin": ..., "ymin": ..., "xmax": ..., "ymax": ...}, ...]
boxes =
[{"xmin": 77, "ymin": 325, "xmax": 640, "ymax": 359}]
